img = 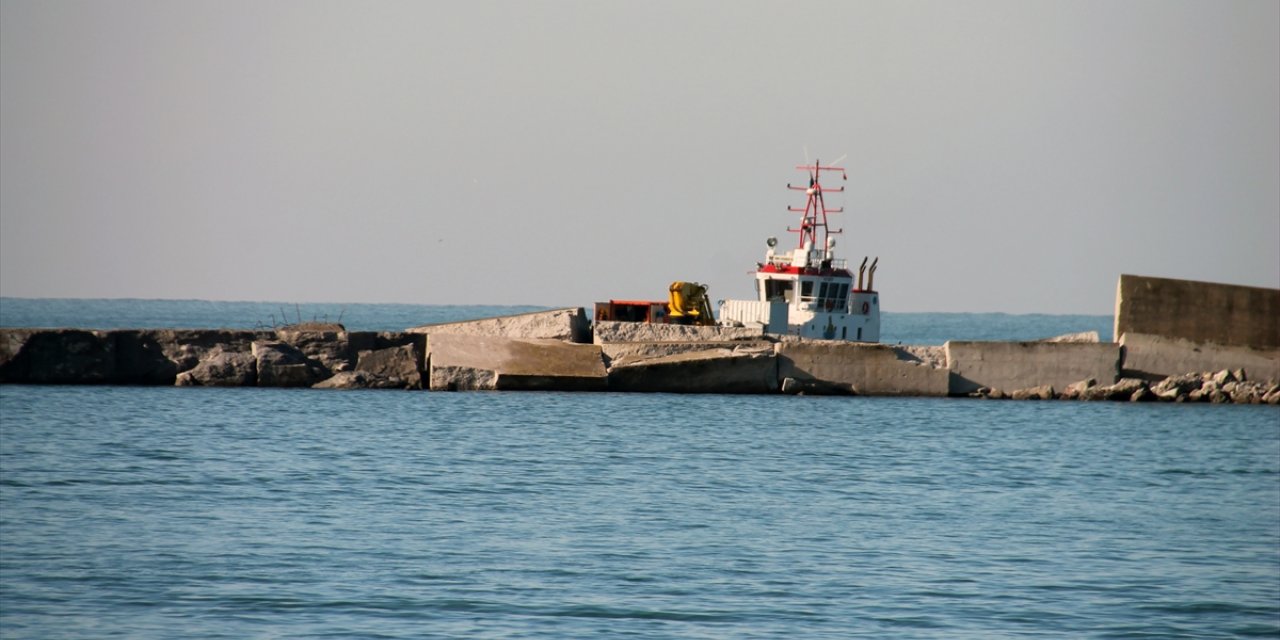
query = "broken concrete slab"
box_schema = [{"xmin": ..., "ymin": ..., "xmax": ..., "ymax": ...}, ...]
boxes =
[
  {"xmin": 602, "ymin": 341, "xmax": 775, "ymax": 368},
  {"xmin": 606, "ymin": 346, "xmax": 778, "ymax": 394},
  {"xmin": 1115, "ymin": 274, "xmax": 1280, "ymax": 349},
  {"xmin": 1119, "ymin": 332, "xmax": 1280, "ymax": 383},
  {"xmin": 408, "ymin": 308, "xmax": 591, "ymax": 343},
  {"xmin": 945, "ymin": 341, "xmax": 1120, "ymax": 396},
  {"xmin": 427, "ymin": 334, "xmax": 607, "ymax": 391},
  {"xmin": 592, "ymin": 321, "xmax": 764, "ymax": 344},
  {"xmin": 777, "ymin": 341, "xmax": 950, "ymax": 397}
]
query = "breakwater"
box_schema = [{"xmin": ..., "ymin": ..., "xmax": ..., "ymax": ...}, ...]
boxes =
[{"xmin": 2, "ymin": 275, "xmax": 1277, "ymax": 403}]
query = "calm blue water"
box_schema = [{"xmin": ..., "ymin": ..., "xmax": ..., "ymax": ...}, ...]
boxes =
[
  {"xmin": 0, "ymin": 297, "xmax": 1113, "ymax": 344},
  {"xmin": 1, "ymin": 388, "xmax": 1277, "ymax": 639},
  {"xmin": 1, "ymin": 299, "xmax": 1275, "ymax": 638}
]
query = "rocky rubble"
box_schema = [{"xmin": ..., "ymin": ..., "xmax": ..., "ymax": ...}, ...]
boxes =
[{"xmin": 970, "ymin": 369, "xmax": 1280, "ymax": 404}]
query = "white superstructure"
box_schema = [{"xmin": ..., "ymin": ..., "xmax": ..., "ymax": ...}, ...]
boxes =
[{"xmin": 719, "ymin": 161, "xmax": 881, "ymax": 342}]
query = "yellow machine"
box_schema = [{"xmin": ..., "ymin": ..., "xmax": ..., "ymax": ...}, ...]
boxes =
[{"xmin": 667, "ymin": 281, "xmax": 716, "ymax": 326}]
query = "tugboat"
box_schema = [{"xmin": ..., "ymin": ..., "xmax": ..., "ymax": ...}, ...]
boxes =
[{"xmin": 719, "ymin": 160, "xmax": 881, "ymax": 342}]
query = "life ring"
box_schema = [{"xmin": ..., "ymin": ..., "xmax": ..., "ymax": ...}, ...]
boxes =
[{"xmin": 861, "ymin": 301, "xmax": 870, "ymax": 314}]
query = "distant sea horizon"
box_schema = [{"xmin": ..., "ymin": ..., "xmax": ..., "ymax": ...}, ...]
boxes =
[{"xmin": 0, "ymin": 297, "xmax": 1113, "ymax": 346}]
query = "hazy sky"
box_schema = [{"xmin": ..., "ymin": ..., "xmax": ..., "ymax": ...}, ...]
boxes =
[{"xmin": 2, "ymin": 0, "xmax": 1277, "ymax": 314}]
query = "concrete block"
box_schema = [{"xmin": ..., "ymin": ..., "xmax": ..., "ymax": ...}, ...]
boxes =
[
  {"xmin": 427, "ymin": 334, "xmax": 606, "ymax": 391},
  {"xmin": 777, "ymin": 342, "xmax": 949, "ymax": 397},
  {"xmin": 592, "ymin": 321, "xmax": 764, "ymax": 344},
  {"xmin": 1115, "ymin": 274, "xmax": 1280, "ymax": 349},
  {"xmin": 1119, "ymin": 332, "xmax": 1280, "ymax": 383},
  {"xmin": 606, "ymin": 345, "xmax": 778, "ymax": 394},
  {"xmin": 945, "ymin": 341, "xmax": 1120, "ymax": 396},
  {"xmin": 408, "ymin": 308, "xmax": 591, "ymax": 343}
]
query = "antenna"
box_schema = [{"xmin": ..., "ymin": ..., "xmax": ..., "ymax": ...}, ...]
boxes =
[{"xmin": 785, "ymin": 159, "xmax": 846, "ymax": 251}]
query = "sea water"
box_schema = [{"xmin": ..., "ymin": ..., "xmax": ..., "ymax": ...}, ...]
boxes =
[{"xmin": 1, "ymin": 299, "xmax": 1276, "ymax": 639}]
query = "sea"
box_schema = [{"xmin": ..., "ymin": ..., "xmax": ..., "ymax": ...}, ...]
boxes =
[{"xmin": 1, "ymin": 298, "xmax": 1277, "ymax": 639}]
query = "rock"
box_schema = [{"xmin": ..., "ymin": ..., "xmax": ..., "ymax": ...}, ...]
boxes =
[
  {"xmin": 355, "ymin": 344, "xmax": 423, "ymax": 389},
  {"xmin": 780, "ymin": 376, "xmax": 854, "ymax": 395},
  {"xmin": 1010, "ymin": 384, "xmax": 1055, "ymax": 400},
  {"xmin": 1233, "ymin": 368, "xmax": 1247, "ymax": 382},
  {"xmin": 987, "ymin": 388, "xmax": 1007, "ymax": 400},
  {"xmin": 1082, "ymin": 378, "xmax": 1147, "ymax": 401},
  {"xmin": 1230, "ymin": 383, "xmax": 1265, "ymax": 404},
  {"xmin": 0, "ymin": 329, "xmax": 115, "ymax": 384},
  {"xmin": 175, "ymin": 351, "xmax": 257, "ymax": 386},
  {"xmin": 252, "ymin": 341, "xmax": 329, "ymax": 387},
  {"xmin": 161, "ymin": 330, "xmax": 268, "ymax": 373},
  {"xmin": 1263, "ymin": 388, "xmax": 1280, "ymax": 405},
  {"xmin": 1060, "ymin": 378, "xmax": 1097, "ymax": 400},
  {"xmin": 1211, "ymin": 369, "xmax": 1235, "ymax": 386},
  {"xmin": 1130, "ymin": 387, "xmax": 1156, "ymax": 402},
  {"xmin": 313, "ymin": 371, "xmax": 406, "ymax": 389},
  {"xmin": 275, "ymin": 329, "xmax": 356, "ymax": 373},
  {"xmin": 1152, "ymin": 373, "xmax": 1202, "ymax": 400}
]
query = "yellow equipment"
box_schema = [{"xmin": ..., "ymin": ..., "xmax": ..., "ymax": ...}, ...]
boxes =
[{"xmin": 667, "ymin": 281, "xmax": 716, "ymax": 326}]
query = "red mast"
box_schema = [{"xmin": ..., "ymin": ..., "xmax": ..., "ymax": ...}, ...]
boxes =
[{"xmin": 786, "ymin": 161, "xmax": 846, "ymax": 250}]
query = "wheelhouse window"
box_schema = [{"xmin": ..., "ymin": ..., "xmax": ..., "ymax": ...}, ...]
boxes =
[{"xmin": 763, "ymin": 279, "xmax": 794, "ymax": 303}]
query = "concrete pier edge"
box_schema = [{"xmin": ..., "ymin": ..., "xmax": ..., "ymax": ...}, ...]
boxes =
[{"xmin": 2, "ymin": 276, "xmax": 1278, "ymax": 404}]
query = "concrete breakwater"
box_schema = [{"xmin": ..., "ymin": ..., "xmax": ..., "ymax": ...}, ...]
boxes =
[{"xmin": 2, "ymin": 275, "xmax": 1277, "ymax": 403}]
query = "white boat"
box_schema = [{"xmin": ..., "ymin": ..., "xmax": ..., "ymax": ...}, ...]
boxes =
[{"xmin": 718, "ymin": 161, "xmax": 881, "ymax": 342}]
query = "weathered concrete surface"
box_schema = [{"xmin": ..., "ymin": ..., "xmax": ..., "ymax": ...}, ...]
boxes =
[
  {"xmin": 606, "ymin": 345, "xmax": 778, "ymax": 394},
  {"xmin": 602, "ymin": 341, "xmax": 775, "ymax": 368},
  {"xmin": 1114, "ymin": 274, "xmax": 1280, "ymax": 349},
  {"xmin": 946, "ymin": 341, "xmax": 1120, "ymax": 396},
  {"xmin": 1042, "ymin": 331, "xmax": 1100, "ymax": 343},
  {"xmin": 427, "ymin": 334, "xmax": 607, "ymax": 391},
  {"xmin": 593, "ymin": 321, "xmax": 764, "ymax": 344},
  {"xmin": 409, "ymin": 308, "xmax": 591, "ymax": 344},
  {"xmin": 1119, "ymin": 332, "xmax": 1280, "ymax": 383},
  {"xmin": 776, "ymin": 342, "xmax": 949, "ymax": 396}
]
